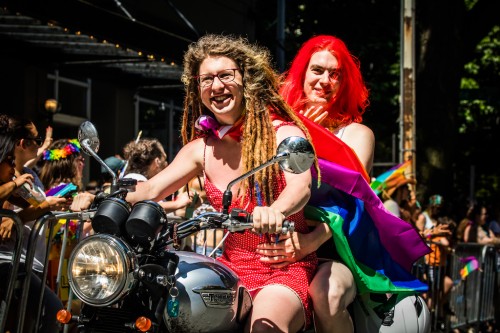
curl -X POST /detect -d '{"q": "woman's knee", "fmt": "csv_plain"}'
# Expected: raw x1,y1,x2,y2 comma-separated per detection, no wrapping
309,262,356,310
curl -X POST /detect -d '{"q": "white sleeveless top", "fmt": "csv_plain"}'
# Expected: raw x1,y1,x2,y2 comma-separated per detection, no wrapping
334,126,346,139
422,211,435,230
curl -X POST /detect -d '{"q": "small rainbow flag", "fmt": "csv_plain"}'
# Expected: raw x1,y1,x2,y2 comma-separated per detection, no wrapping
459,256,479,279
370,160,412,195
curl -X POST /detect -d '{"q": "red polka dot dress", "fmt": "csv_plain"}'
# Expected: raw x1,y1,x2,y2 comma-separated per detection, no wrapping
205,171,318,326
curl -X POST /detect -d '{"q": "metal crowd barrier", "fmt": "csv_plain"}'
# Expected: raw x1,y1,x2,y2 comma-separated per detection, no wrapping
0,210,57,333
0,209,24,333
53,211,94,333
0,209,93,333
448,243,498,331
190,228,224,257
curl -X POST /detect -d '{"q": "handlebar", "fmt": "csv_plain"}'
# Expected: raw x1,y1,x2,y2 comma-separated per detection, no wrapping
163,210,294,247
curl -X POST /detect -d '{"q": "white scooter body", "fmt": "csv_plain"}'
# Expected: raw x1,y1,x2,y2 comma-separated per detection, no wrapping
352,293,431,333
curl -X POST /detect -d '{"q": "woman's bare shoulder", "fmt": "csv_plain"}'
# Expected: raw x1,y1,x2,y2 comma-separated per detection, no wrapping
345,122,374,137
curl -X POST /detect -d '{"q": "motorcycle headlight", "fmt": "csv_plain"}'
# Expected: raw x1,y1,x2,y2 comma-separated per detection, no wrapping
68,234,137,306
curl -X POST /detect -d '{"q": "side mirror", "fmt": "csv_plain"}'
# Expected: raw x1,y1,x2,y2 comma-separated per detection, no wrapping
78,121,118,192
222,136,314,214
78,121,100,154
276,136,315,174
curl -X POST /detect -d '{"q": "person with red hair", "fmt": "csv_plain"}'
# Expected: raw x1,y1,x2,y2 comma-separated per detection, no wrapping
280,34,374,173
259,35,376,333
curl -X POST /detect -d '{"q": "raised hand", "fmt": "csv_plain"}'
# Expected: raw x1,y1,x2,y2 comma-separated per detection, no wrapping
299,105,329,125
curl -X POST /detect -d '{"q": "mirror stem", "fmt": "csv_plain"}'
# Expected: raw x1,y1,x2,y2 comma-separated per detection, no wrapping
222,152,289,214
81,139,119,193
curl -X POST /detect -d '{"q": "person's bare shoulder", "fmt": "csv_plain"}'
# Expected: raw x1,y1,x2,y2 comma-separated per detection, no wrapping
342,123,375,172
344,123,375,142
176,137,206,166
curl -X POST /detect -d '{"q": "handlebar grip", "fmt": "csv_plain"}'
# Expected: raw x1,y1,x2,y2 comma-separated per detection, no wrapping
229,209,294,234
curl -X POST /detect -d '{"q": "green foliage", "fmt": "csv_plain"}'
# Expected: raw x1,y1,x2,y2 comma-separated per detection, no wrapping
458,24,500,202
459,26,500,133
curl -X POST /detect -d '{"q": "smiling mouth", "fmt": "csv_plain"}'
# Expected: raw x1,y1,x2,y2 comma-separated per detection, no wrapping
212,95,231,103
315,88,332,97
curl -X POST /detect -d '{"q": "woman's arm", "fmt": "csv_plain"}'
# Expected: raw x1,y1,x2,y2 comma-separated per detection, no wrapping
463,224,471,242
270,123,312,217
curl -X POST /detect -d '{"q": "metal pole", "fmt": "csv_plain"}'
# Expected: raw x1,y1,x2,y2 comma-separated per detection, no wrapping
400,0,417,183
276,0,285,72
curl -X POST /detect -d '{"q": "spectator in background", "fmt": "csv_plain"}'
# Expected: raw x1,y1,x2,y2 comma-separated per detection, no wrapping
39,138,85,192
0,113,34,215
455,202,474,243
38,138,91,271
5,116,67,264
423,216,455,322
24,125,53,170
485,204,500,237
463,203,500,246
381,175,419,225
99,155,125,193
416,194,451,240
0,115,64,332
122,138,192,214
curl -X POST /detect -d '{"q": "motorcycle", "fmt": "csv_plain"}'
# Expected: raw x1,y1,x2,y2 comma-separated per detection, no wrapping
56,121,430,333
56,121,312,333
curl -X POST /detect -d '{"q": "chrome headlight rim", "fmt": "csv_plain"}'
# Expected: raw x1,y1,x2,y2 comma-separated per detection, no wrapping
68,233,137,306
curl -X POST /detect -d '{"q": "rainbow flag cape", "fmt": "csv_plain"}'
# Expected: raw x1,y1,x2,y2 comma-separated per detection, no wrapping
300,115,430,294
370,160,412,195
459,256,479,279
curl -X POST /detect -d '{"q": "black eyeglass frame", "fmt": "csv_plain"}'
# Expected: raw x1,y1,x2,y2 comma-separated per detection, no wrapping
24,136,44,147
194,68,240,87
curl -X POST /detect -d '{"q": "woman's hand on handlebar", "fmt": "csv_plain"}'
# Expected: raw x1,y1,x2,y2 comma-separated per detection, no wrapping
256,231,314,269
70,192,96,212
252,206,286,234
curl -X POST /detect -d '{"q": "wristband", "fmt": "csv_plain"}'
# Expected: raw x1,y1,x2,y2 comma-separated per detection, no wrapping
11,180,18,189
426,233,432,239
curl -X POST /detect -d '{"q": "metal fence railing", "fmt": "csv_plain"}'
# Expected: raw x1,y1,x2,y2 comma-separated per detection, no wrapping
448,243,498,331
0,209,92,333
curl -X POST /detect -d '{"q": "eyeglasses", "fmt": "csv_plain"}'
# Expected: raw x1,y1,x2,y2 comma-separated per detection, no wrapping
24,136,44,147
194,68,239,87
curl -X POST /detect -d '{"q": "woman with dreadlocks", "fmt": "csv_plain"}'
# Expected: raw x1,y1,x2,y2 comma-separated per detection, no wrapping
125,34,318,332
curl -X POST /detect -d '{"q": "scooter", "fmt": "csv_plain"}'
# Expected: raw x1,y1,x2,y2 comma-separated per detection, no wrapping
56,121,430,333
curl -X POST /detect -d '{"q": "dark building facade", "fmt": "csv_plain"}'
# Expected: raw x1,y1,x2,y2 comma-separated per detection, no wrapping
0,0,256,184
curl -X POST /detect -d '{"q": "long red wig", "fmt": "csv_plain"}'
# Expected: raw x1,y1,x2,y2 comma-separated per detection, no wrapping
280,35,369,126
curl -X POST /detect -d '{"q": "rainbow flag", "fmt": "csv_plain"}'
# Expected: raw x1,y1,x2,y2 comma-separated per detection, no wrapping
459,256,479,279
300,115,430,294
370,160,412,195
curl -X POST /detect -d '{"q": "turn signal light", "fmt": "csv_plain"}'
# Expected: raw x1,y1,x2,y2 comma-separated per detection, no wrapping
135,316,152,332
56,309,72,324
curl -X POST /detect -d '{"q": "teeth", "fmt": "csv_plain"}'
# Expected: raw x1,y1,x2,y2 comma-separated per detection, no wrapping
213,96,227,102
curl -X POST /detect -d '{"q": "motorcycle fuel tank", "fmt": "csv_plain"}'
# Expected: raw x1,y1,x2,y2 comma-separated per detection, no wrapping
164,251,252,333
